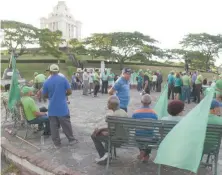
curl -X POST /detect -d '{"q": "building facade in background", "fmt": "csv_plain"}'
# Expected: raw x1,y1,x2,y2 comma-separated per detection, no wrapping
40,1,82,41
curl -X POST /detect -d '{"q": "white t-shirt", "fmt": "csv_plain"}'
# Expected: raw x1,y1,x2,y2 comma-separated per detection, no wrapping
48,73,65,79
83,72,89,81
89,73,94,83
152,75,157,82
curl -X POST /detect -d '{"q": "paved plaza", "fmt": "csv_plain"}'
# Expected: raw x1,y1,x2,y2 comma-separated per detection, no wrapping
1,90,222,175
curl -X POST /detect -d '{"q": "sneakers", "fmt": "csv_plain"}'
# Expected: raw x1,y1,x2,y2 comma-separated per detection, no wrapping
95,152,109,163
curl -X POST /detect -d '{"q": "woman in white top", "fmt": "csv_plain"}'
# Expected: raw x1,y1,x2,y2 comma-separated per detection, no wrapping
152,73,158,91
161,100,184,121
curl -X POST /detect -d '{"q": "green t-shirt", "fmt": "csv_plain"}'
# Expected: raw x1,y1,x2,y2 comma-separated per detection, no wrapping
21,96,39,121
216,79,222,89
94,72,100,82
182,75,191,86
34,74,46,83
108,73,115,81
195,75,203,84
208,114,222,125
174,78,182,87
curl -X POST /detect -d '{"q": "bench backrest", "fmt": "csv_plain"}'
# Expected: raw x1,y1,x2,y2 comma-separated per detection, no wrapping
106,116,222,153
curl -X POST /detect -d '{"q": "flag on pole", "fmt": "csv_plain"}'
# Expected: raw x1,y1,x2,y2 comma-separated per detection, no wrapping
154,84,168,119
8,55,21,110
154,87,215,173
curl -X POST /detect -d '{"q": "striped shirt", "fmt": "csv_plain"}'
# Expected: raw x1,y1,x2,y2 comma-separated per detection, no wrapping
132,107,158,136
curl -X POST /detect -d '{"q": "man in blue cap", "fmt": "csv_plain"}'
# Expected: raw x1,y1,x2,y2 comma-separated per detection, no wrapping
108,68,131,112
208,100,222,125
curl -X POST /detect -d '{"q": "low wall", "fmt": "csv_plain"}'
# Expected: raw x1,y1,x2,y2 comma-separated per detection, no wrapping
1,137,79,175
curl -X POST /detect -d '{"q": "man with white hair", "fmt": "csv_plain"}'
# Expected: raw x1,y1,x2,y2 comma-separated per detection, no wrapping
91,95,128,164
132,94,157,162
42,64,77,148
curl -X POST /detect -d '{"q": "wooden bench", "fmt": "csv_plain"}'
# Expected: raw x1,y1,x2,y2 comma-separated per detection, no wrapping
106,116,222,175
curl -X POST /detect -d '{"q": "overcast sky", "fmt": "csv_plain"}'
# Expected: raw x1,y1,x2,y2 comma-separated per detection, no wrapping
1,0,222,65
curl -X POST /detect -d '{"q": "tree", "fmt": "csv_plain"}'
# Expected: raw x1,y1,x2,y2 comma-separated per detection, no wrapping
1,20,38,67
38,29,64,64
84,32,158,69
180,33,222,70
68,38,87,68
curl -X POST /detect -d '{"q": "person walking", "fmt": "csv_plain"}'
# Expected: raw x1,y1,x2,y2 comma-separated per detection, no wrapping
42,64,77,148
101,70,109,94
93,69,100,97
182,72,191,103
82,69,89,95
108,68,131,112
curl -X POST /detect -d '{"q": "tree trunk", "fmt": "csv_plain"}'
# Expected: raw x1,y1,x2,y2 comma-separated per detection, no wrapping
120,59,124,70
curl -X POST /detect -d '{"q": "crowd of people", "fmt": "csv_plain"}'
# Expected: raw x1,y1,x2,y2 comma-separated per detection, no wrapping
2,64,222,166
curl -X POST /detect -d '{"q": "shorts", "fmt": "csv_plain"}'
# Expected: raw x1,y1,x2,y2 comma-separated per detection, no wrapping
174,86,181,94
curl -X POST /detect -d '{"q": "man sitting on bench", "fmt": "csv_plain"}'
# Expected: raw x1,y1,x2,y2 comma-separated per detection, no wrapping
21,86,50,135
132,94,157,162
208,100,222,125
91,95,128,164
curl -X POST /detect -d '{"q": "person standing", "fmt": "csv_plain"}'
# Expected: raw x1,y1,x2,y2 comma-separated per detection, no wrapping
108,70,115,88
71,72,77,90
156,70,163,92
174,73,183,100
34,72,46,102
191,71,197,102
136,71,143,92
194,74,203,103
182,72,191,103
82,69,89,95
168,71,175,100
93,69,100,97
152,72,157,92
108,68,131,112
101,70,109,94
89,69,94,94
42,64,77,147
143,72,151,94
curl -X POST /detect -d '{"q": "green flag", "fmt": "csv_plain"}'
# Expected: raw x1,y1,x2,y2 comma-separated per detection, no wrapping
154,88,215,173
154,84,168,119
8,55,21,110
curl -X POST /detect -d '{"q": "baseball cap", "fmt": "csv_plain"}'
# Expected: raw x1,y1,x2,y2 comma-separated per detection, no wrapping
21,86,34,94
49,64,59,72
210,100,220,109
122,68,132,74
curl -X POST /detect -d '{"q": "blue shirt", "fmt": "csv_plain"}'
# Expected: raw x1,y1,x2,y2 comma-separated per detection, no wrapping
192,73,197,83
132,107,158,136
168,74,175,85
42,74,70,116
113,77,130,108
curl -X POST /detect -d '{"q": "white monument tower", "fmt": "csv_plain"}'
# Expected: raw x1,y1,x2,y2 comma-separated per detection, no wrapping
40,1,82,42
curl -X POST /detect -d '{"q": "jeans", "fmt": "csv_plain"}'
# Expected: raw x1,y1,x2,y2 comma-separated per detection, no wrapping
152,81,156,91
91,134,108,158
94,83,100,96
102,81,108,94
182,86,191,103
195,84,202,103
168,84,174,100
28,114,50,133
137,82,142,91
49,116,75,146
83,80,89,95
